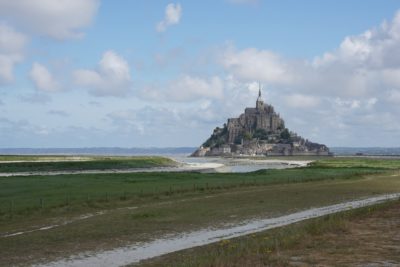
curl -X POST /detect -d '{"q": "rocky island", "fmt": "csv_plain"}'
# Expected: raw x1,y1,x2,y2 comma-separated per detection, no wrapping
192,87,331,157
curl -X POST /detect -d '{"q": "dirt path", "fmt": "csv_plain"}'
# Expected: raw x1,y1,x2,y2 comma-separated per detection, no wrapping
34,193,400,267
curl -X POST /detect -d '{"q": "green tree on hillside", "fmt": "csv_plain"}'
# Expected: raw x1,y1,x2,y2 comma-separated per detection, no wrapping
243,132,253,140
253,129,268,140
280,128,291,140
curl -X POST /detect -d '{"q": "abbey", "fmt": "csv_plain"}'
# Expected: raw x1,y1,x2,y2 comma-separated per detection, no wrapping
226,89,284,144
192,87,331,157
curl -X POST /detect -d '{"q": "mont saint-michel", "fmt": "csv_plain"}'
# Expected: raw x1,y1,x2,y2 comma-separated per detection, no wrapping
192,87,330,157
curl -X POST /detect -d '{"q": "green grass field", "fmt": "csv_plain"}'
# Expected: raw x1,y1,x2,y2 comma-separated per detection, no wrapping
310,157,400,169
0,166,386,219
0,155,81,161
0,155,176,172
0,156,400,266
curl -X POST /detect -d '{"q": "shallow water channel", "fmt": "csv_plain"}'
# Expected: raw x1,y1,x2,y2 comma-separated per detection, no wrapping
171,156,311,173
0,156,310,177
35,193,400,267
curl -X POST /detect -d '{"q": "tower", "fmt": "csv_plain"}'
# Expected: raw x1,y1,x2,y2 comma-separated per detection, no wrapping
256,82,264,110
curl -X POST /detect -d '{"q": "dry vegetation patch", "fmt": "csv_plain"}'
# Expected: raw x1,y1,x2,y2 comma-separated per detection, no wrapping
286,202,400,266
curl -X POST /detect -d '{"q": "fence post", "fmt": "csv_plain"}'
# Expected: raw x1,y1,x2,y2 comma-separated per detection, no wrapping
40,198,44,209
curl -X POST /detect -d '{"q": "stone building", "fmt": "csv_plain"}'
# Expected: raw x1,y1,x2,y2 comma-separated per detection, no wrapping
192,86,331,157
227,87,284,144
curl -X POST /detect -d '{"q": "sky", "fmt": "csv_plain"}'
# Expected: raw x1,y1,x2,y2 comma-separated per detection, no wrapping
1,0,400,148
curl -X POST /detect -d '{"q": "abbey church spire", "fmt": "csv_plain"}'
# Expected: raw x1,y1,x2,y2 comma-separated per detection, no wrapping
256,82,264,109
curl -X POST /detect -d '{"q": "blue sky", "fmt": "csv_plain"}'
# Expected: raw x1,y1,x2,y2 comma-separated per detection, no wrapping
1,0,400,148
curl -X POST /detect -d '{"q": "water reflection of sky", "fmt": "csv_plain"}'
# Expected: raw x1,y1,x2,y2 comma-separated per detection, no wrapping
170,156,307,173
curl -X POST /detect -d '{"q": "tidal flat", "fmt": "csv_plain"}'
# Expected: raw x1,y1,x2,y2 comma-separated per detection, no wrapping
0,156,399,266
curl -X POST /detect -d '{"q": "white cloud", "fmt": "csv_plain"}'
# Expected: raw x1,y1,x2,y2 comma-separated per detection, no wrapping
156,3,182,32
20,93,51,104
284,94,320,109
47,110,69,117
381,68,400,89
387,89,400,104
311,12,400,78
308,11,400,99
136,76,270,134
314,12,400,70
0,23,27,53
140,75,224,102
221,46,295,85
0,0,99,39
29,62,60,92
0,24,27,84
333,98,361,109
0,55,21,84
214,10,400,146
221,10,400,99
366,97,378,109
0,117,51,141
107,107,185,137
73,50,132,97
167,75,224,101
